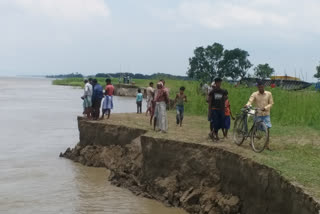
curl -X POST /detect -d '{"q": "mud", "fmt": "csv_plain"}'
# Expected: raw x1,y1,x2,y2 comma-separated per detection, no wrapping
61,117,320,214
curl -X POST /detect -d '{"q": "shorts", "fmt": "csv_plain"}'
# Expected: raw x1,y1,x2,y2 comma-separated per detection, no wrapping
210,109,225,131
255,115,272,128
224,116,231,130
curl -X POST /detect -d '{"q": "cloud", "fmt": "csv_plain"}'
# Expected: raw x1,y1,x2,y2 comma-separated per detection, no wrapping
152,0,320,34
12,0,110,21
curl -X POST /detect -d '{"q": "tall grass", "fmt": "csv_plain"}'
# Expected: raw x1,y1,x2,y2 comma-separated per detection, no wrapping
52,78,320,130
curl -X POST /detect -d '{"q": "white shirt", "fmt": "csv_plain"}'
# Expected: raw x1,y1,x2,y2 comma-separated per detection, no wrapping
146,86,154,99
84,83,93,97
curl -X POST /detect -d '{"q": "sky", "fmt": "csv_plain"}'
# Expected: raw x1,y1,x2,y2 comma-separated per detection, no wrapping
0,0,319,82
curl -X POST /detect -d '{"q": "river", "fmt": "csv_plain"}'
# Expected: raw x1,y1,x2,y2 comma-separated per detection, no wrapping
0,77,186,214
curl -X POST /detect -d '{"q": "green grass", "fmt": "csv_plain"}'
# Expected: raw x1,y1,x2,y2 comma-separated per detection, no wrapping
52,77,320,130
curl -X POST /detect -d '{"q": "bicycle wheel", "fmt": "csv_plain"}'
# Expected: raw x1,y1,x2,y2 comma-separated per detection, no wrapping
233,116,245,146
250,121,269,153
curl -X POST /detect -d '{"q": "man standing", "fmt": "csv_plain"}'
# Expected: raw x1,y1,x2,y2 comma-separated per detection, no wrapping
208,78,226,141
246,81,274,150
146,82,154,115
81,79,93,119
154,82,169,133
91,79,103,120
101,78,114,119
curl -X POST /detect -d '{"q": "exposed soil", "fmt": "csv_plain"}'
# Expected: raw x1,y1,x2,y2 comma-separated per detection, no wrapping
60,116,320,214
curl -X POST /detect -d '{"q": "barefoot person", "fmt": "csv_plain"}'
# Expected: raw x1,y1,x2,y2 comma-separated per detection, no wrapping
101,78,114,119
175,86,187,127
208,78,227,141
245,81,274,150
154,82,169,133
146,82,154,115
81,79,93,119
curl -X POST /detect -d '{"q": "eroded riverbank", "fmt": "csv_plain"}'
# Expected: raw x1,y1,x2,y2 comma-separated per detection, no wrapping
61,115,320,214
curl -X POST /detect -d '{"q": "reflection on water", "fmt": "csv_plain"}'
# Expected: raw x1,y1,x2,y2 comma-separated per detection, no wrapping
0,77,185,214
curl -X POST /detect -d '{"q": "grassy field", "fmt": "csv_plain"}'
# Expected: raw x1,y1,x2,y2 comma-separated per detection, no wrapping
54,77,320,199
52,77,320,130
100,112,320,200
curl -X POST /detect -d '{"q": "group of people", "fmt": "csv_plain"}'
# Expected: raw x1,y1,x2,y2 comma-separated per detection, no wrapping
81,77,274,149
141,80,187,133
81,78,114,120
207,78,274,149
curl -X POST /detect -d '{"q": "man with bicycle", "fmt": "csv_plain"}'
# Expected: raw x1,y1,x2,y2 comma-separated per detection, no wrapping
245,81,274,150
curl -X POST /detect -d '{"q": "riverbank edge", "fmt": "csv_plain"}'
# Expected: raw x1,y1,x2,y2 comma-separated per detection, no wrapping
60,116,320,214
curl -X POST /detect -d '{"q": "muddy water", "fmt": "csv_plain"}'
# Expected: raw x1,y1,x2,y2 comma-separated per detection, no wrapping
0,77,186,214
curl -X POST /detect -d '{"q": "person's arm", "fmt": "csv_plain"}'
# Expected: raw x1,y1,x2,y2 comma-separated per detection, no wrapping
184,95,187,103
246,92,255,107
84,84,88,97
174,94,178,104
165,91,169,104
230,104,235,120
264,93,274,111
208,92,213,109
208,93,212,118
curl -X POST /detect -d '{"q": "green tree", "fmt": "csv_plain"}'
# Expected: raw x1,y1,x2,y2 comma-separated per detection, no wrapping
220,48,252,80
187,43,224,82
254,63,275,79
314,63,320,80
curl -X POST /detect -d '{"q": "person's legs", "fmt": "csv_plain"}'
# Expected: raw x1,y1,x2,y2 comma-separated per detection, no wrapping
153,117,157,130
224,116,230,138
92,100,98,120
179,106,184,127
213,110,224,141
107,109,111,119
264,116,272,150
176,107,180,125
139,101,142,113
96,99,102,119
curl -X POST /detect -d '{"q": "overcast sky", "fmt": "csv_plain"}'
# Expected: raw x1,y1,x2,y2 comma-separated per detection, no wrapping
0,0,319,82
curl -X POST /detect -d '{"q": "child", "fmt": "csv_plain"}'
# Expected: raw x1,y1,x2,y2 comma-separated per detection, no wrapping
175,86,187,127
136,89,143,114
222,90,234,138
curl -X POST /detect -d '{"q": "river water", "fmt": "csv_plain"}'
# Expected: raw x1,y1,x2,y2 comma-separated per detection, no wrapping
0,77,185,214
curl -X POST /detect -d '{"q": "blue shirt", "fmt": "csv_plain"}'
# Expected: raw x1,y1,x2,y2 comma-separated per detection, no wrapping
92,84,103,102
136,93,143,102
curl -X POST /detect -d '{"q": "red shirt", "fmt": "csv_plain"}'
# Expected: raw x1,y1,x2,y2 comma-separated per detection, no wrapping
155,88,169,103
105,84,114,96
225,100,231,116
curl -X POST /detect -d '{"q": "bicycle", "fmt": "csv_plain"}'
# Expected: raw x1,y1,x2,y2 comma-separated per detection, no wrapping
233,106,269,153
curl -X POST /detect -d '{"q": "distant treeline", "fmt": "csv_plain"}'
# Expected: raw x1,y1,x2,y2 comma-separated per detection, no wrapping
46,73,83,78
96,72,190,80
47,72,190,80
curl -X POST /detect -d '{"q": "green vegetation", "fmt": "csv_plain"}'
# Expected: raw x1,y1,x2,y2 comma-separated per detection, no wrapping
53,76,320,198
254,63,275,79
187,42,252,82
315,62,320,80
53,77,320,130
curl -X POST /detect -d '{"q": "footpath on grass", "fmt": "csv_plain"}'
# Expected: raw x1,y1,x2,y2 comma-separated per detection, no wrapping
61,112,320,214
